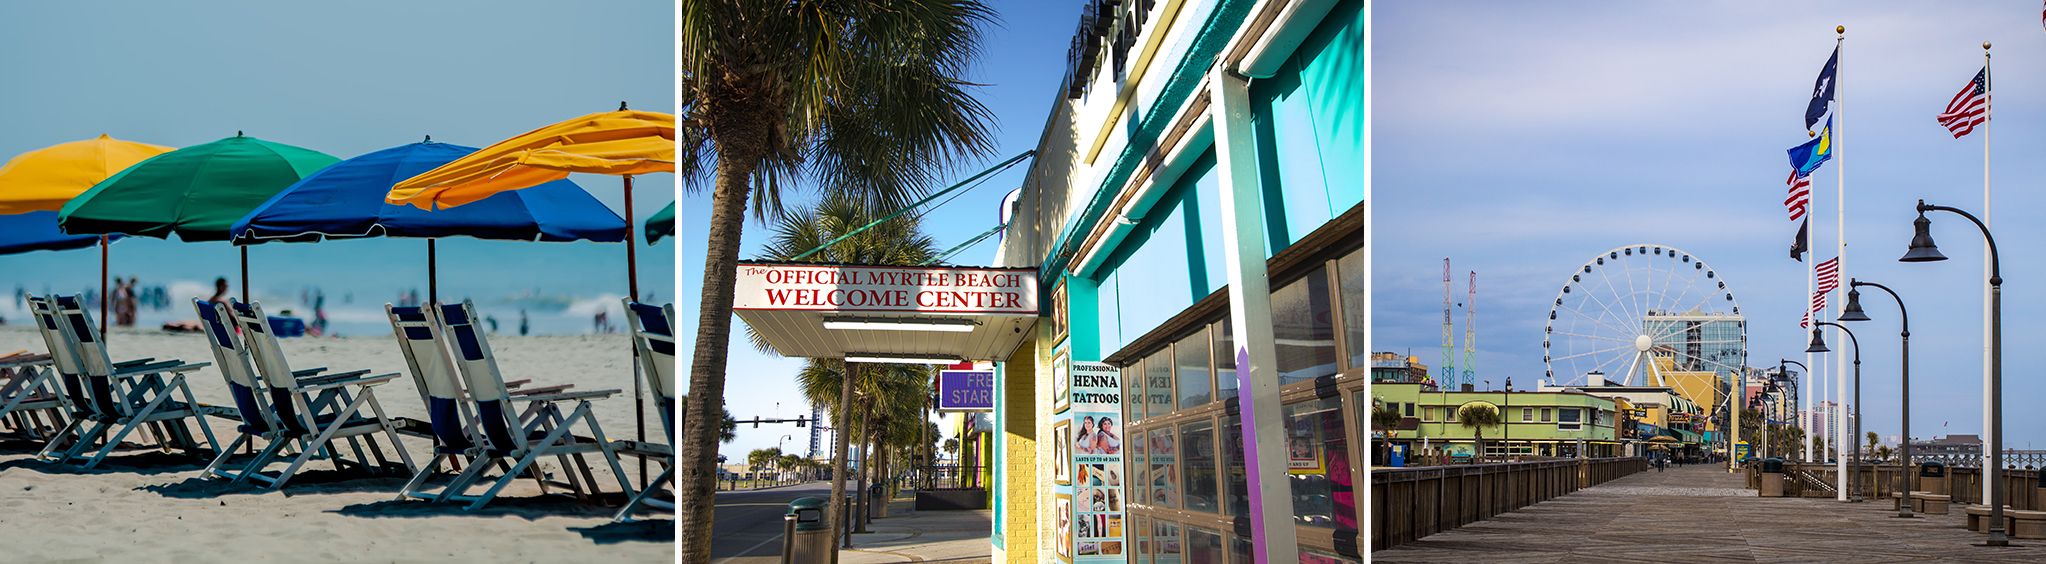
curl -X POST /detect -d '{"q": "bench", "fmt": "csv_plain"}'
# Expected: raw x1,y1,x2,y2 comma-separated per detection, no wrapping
1964,505,2012,533
2011,509,2046,539
1911,492,1950,515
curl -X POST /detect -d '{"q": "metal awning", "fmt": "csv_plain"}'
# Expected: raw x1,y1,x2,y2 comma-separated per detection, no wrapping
733,262,1040,362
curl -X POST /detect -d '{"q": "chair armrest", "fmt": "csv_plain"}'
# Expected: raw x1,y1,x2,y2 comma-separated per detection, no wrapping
512,389,620,403
298,368,373,383
0,354,54,369
504,379,532,389
111,360,208,378
508,384,575,396
113,357,157,368
299,372,400,392
292,367,329,377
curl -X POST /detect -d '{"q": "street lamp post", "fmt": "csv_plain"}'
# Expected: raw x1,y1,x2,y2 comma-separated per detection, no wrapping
1779,359,1809,462
1901,199,2007,546
1808,321,1863,502
1841,278,1915,518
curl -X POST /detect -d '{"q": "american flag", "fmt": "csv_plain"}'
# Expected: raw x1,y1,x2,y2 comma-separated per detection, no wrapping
1802,290,1827,328
1785,171,1811,221
1937,67,1990,138
1815,257,1841,294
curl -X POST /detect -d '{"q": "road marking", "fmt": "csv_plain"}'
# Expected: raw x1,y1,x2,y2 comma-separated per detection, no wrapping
713,533,789,564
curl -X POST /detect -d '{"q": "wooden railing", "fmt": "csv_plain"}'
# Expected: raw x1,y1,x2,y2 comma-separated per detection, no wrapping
1776,462,2046,508
1370,457,1647,551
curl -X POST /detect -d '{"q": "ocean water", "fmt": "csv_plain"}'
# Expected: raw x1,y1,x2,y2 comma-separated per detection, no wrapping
0,234,677,337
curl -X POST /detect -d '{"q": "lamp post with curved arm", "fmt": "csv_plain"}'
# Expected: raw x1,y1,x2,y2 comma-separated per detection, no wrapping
1779,358,1808,461
1901,199,2006,545
1808,321,1862,502
1841,278,1915,518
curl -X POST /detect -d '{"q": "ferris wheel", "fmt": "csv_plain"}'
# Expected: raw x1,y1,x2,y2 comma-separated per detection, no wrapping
1542,244,1748,396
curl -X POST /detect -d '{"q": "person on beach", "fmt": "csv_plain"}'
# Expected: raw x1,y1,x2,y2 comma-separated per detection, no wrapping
112,278,134,327
519,309,530,336
208,277,229,307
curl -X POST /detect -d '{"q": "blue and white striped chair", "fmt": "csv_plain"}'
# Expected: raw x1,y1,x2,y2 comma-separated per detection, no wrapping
227,299,416,489
615,299,676,521
424,300,633,510
33,294,219,467
191,299,284,481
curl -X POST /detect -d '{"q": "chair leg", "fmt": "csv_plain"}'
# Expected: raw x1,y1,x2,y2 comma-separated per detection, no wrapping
578,403,636,497
177,378,220,457
366,394,417,474
437,451,498,504
267,391,375,490
201,433,253,480
614,464,676,522
464,407,585,511
397,452,451,501
84,375,186,468
232,434,293,485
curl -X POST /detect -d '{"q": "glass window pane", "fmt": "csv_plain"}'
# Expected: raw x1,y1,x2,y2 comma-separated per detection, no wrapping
1339,249,1364,369
1186,527,1223,564
1129,423,1147,507
1214,320,1237,401
1176,328,1212,409
1125,364,1145,423
1286,397,1356,530
1148,428,1178,508
1302,547,1364,563
1274,265,1339,385
1153,521,1182,564
1133,516,1152,564
1181,421,1219,513
1231,537,1252,563
1223,415,1247,516
1146,349,1173,418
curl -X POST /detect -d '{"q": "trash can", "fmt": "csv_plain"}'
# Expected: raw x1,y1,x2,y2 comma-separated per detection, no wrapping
1759,457,1786,497
786,497,831,562
1919,461,1948,495
869,484,889,518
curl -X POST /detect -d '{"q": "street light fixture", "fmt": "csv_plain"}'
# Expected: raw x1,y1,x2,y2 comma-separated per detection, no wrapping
1843,278,1915,518
1901,199,2007,546
1779,359,1808,461
1808,322,1863,502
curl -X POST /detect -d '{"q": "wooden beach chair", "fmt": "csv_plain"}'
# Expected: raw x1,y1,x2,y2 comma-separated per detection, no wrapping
614,299,676,521
35,295,220,468
0,348,68,440
420,300,632,510
190,299,284,481
389,304,591,503
225,299,415,489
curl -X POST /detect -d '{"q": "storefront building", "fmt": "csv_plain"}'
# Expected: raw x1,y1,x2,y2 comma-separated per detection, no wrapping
986,0,1364,562
1372,383,1623,461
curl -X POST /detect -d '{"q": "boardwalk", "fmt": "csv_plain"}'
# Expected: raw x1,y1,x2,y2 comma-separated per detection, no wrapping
1376,463,2046,563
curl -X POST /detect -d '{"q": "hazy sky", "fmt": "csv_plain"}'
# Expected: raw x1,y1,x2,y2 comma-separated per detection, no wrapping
1374,1,2046,447
681,1,1074,459
0,0,677,334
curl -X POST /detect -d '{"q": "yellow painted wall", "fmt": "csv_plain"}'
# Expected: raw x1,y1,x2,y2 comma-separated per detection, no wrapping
999,332,1041,562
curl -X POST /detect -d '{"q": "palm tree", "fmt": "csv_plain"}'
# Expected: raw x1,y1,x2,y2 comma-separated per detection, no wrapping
1372,399,1403,463
679,395,739,443
1866,431,1880,459
779,453,807,481
1458,403,1502,463
678,3,997,555
942,437,960,461
747,447,782,482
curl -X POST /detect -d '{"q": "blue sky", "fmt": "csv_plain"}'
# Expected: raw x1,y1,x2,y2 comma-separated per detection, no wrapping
681,2,1076,459
1374,2,2046,448
0,0,675,335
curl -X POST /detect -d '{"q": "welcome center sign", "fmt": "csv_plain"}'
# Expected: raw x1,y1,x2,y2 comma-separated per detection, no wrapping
734,263,1038,314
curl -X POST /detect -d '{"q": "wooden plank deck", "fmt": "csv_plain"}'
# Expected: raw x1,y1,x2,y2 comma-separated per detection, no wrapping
1375,463,2046,563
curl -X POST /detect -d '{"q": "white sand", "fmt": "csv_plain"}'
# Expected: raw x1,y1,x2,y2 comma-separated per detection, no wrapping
0,324,674,563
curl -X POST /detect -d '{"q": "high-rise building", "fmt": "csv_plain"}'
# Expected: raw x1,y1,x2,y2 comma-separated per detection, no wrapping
1642,310,1746,379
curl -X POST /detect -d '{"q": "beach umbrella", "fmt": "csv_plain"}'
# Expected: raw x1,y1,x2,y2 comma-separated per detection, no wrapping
0,134,173,328
232,138,628,304
387,105,674,484
646,202,674,244
59,133,339,304
0,211,119,254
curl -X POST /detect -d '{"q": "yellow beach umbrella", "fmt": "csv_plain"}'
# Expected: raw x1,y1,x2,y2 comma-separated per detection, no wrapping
387,104,674,487
386,108,674,210
0,134,174,329
0,134,173,214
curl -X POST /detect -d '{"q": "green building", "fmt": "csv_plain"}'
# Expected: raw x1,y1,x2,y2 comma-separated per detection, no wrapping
1374,383,1622,459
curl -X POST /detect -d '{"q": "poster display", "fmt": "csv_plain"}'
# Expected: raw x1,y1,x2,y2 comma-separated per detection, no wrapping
1069,361,1126,561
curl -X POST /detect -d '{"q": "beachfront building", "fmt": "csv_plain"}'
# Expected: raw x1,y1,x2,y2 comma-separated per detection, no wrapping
983,0,1363,561
1536,382,1705,458
1370,352,1433,385
1374,383,1622,460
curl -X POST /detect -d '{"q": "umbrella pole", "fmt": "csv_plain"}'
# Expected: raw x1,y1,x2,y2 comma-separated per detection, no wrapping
99,236,108,334
240,246,249,303
624,174,646,490
428,239,438,305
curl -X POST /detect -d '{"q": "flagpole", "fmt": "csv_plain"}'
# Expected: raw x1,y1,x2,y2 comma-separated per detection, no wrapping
1981,41,1994,506
1832,26,1848,501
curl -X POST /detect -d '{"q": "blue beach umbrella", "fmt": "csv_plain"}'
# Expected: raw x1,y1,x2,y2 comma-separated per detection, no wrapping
232,139,627,303
0,211,116,255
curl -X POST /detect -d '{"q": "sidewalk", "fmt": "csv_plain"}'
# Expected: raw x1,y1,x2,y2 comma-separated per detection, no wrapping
840,496,993,563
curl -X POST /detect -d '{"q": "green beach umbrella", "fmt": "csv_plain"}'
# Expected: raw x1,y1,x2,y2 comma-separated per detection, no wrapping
59,132,339,302
646,201,674,244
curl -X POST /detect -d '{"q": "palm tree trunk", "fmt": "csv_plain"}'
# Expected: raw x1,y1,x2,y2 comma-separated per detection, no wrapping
678,141,757,562
828,362,858,561
857,409,877,531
